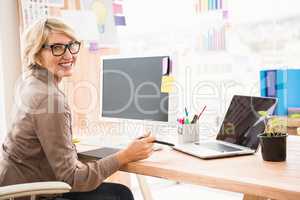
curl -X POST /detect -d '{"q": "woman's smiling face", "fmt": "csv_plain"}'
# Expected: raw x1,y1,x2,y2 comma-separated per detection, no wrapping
38,31,80,81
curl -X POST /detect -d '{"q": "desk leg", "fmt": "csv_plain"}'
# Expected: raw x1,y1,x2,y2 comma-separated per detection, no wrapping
106,171,131,188
243,194,274,200
136,175,153,200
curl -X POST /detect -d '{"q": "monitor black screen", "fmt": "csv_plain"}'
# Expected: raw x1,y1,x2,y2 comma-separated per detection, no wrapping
101,56,169,122
216,95,277,150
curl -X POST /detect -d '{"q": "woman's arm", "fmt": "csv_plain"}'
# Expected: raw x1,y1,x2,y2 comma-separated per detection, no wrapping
33,95,120,192
33,93,155,192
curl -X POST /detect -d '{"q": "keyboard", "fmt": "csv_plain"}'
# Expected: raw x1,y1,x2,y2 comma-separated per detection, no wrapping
197,142,242,152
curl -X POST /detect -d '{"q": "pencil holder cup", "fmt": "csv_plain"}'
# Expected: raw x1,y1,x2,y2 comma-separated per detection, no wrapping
178,124,199,144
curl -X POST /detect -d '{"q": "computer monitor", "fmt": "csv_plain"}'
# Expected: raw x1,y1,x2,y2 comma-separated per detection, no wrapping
100,56,169,123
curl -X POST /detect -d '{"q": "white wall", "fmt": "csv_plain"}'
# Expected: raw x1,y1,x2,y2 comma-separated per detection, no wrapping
0,0,22,133
0,37,6,140
117,0,300,136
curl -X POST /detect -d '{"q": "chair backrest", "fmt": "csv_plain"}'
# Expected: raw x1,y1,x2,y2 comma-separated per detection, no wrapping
0,181,71,200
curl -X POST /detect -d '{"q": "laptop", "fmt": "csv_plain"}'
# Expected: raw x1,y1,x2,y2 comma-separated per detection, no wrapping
173,95,277,159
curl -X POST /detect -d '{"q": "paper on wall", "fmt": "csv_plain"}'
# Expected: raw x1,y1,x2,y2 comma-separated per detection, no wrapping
61,10,100,42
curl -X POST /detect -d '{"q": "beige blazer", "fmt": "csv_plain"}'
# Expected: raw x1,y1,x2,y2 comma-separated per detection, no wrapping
0,67,120,192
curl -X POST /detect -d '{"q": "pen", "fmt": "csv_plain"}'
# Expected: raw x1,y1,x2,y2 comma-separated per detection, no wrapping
153,140,175,147
197,105,207,120
191,114,198,124
177,118,184,125
185,118,190,124
137,136,175,147
184,107,189,117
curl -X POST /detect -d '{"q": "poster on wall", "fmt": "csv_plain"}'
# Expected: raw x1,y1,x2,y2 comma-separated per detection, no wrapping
80,0,119,47
21,0,49,29
61,10,100,42
48,0,64,7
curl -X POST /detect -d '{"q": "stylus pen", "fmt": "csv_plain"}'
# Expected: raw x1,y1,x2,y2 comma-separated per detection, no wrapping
137,136,174,147
153,140,175,147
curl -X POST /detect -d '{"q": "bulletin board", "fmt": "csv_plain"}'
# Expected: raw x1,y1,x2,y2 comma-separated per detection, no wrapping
17,0,81,33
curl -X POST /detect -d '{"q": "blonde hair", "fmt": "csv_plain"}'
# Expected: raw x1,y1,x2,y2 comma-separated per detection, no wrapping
21,18,79,70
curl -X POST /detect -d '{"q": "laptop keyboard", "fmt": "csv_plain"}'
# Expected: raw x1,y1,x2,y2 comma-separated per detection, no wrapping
197,142,242,152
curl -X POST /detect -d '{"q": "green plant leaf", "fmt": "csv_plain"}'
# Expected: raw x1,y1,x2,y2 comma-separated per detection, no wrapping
265,117,287,136
258,111,268,117
289,113,300,119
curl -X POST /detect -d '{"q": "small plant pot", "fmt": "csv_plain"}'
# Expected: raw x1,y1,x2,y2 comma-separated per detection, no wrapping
257,133,288,162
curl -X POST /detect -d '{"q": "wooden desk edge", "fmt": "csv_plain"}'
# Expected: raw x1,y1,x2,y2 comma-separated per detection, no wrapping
121,163,300,200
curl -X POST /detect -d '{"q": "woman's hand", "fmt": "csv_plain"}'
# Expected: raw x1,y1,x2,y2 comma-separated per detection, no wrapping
116,133,155,166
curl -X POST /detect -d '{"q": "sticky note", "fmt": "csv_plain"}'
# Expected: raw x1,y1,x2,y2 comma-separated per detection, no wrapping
161,76,174,93
162,57,169,75
223,10,228,19
114,16,126,26
113,3,123,14
72,138,80,144
88,41,99,51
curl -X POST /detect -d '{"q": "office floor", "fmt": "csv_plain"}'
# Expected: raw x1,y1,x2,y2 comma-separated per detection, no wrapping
130,175,243,200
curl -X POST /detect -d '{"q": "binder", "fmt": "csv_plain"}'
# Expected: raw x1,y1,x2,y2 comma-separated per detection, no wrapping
275,70,288,115
266,70,276,97
287,69,300,107
260,70,267,97
260,69,300,116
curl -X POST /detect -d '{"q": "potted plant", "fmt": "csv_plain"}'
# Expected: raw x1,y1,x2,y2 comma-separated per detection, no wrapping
257,111,288,162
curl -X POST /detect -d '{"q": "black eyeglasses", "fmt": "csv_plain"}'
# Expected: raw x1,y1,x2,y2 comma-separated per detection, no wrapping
42,41,81,56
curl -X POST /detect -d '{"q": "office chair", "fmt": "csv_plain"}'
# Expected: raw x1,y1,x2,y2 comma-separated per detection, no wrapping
0,181,71,200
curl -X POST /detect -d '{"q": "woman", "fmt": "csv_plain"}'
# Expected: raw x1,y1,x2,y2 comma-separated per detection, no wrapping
0,18,155,200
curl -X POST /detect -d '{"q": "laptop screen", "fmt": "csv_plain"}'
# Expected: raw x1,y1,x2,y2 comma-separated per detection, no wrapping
216,95,277,150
